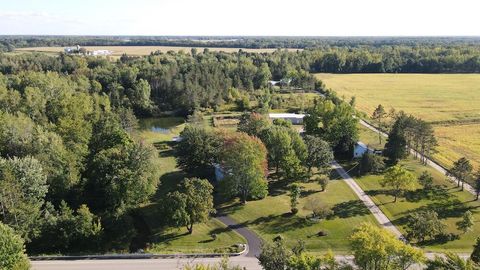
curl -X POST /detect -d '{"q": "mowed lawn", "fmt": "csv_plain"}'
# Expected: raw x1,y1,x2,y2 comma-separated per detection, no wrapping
220,179,379,254
16,46,299,56
135,117,246,254
355,158,480,252
357,125,480,252
316,73,480,170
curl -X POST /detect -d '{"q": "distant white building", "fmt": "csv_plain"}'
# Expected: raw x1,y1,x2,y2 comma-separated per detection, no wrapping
64,45,81,54
89,50,112,56
268,78,292,87
268,113,305,125
268,80,280,86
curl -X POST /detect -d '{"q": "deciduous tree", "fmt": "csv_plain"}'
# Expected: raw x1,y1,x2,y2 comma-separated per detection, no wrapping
289,184,301,214
380,165,416,202
418,171,434,190
457,211,475,234
220,133,268,203
406,210,446,242
350,223,425,270
166,178,215,234
426,253,477,270
303,135,333,174
176,125,222,178
0,222,29,270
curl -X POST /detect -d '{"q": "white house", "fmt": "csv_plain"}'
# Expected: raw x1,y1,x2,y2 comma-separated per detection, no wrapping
268,113,305,125
353,142,376,158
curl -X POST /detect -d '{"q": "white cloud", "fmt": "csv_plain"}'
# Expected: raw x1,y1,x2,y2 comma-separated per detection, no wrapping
0,11,83,25
1,0,480,36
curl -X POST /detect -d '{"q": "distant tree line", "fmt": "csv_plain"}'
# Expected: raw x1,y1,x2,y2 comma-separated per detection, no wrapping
4,36,480,73
4,35,480,50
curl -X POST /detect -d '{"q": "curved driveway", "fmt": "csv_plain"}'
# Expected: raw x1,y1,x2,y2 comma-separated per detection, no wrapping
216,215,262,257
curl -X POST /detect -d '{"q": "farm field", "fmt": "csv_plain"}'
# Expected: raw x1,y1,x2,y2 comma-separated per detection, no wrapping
316,73,480,170
316,73,480,123
434,124,480,171
16,46,299,56
356,124,480,252
219,179,379,254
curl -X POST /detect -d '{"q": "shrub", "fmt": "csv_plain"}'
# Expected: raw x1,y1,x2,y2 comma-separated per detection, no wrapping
0,222,30,270
359,153,385,175
316,175,330,191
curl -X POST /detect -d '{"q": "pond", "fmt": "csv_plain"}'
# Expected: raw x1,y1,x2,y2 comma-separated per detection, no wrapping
138,117,184,133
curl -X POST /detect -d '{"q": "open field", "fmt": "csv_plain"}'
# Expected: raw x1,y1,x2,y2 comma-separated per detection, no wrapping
316,73,480,170
219,178,379,254
16,46,299,56
316,73,480,123
356,124,480,252
434,124,480,171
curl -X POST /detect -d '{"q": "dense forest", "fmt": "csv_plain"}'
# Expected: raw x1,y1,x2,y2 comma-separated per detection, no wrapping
3,35,480,49
4,37,480,75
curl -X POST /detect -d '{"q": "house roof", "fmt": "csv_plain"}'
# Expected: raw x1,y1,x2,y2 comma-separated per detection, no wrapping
356,142,368,149
268,113,305,119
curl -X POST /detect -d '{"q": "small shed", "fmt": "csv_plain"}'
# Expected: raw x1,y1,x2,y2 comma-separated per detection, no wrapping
268,113,305,125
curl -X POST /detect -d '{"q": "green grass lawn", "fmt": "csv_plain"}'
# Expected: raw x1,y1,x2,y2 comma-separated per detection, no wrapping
146,218,245,254
354,157,480,252
134,117,245,254
219,178,379,254
358,124,385,150
356,122,480,252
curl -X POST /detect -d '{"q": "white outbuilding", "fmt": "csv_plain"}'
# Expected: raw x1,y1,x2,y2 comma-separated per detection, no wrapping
268,113,305,125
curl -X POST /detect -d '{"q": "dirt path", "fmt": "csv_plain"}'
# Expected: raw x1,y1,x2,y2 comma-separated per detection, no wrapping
332,161,404,239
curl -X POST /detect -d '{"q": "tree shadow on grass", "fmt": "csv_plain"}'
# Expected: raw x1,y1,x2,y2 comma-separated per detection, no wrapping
198,238,215,243
415,233,460,247
405,186,452,203
300,189,319,198
419,200,479,219
153,231,190,244
365,189,391,197
154,171,187,198
331,200,371,218
259,215,315,234
268,179,289,196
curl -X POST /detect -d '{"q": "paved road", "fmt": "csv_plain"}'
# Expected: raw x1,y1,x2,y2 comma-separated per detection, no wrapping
216,215,262,257
332,161,404,238
31,257,262,270
359,119,477,196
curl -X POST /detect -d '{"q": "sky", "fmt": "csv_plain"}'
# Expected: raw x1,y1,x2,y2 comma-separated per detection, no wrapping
1,0,480,36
